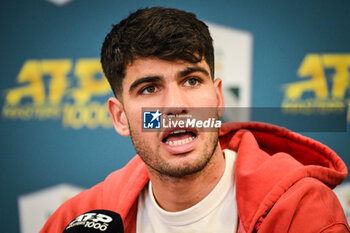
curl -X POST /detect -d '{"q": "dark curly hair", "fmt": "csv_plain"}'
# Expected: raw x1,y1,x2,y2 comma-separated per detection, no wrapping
100,7,214,98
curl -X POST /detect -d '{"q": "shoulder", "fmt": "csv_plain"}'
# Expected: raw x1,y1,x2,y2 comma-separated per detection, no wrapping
283,177,344,214
40,156,149,233
40,181,105,233
261,177,350,233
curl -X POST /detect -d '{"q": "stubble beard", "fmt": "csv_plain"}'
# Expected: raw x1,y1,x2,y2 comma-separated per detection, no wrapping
129,128,219,178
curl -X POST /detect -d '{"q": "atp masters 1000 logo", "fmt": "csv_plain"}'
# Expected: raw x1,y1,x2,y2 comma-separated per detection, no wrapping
282,54,350,123
2,59,113,129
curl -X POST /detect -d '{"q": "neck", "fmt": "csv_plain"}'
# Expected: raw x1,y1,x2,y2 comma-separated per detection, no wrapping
147,144,225,212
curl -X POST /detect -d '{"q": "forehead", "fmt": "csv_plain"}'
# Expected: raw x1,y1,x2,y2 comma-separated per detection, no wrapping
123,57,210,84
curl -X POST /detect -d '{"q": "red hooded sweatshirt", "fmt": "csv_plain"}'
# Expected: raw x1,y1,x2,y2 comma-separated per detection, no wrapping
41,122,350,233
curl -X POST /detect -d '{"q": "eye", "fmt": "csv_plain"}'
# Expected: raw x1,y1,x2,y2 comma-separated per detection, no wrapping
139,85,158,95
184,77,201,87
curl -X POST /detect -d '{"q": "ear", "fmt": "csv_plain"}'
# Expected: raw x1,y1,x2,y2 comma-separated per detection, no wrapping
213,78,225,118
108,97,130,137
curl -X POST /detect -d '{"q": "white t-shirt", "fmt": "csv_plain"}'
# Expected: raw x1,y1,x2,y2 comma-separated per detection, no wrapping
136,149,238,233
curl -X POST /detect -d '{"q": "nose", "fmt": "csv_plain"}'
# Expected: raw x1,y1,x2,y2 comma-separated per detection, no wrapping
162,85,189,116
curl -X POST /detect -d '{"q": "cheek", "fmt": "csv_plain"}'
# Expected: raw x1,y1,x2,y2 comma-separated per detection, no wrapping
124,107,142,131
194,88,218,107
129,115,142,132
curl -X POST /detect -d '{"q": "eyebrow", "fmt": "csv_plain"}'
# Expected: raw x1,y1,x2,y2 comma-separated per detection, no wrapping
128,66,210,94
178,66,210,78
129,76,162,94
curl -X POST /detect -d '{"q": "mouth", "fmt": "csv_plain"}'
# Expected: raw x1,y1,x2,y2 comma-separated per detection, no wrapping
161,128,198,154
162,129,197,145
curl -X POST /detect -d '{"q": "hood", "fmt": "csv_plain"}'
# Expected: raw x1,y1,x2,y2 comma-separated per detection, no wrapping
102,121,347,232
219,121,348,233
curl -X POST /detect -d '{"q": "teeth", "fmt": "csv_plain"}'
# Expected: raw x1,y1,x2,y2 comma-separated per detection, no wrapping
172,129,186,134
165,136,195,146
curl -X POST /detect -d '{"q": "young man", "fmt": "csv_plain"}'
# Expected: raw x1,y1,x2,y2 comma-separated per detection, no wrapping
41,7,349,233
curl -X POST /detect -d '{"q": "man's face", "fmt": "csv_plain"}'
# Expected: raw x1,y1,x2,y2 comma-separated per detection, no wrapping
108,57,224,178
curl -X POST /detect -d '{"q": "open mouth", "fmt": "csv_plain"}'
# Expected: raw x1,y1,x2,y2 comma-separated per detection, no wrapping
162,129,198,146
